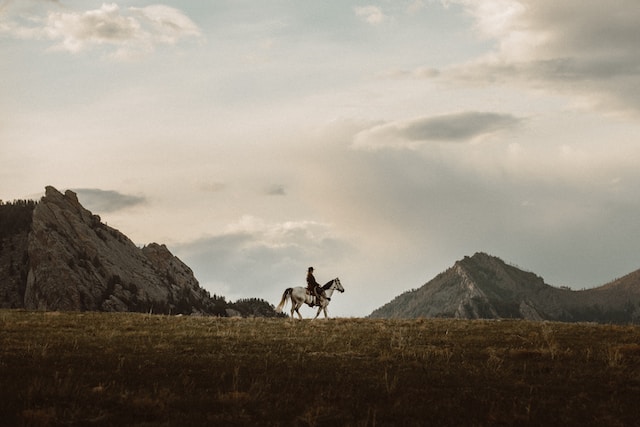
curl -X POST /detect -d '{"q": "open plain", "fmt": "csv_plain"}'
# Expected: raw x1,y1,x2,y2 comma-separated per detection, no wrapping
1,310,639,426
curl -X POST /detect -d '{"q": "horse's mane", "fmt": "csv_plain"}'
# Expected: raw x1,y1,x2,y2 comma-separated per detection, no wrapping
322,279,335,290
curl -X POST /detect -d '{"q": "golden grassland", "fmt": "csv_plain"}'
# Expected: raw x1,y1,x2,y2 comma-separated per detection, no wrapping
1,310,640,426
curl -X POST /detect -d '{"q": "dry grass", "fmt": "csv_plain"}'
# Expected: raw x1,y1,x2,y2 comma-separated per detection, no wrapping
1,310,640,426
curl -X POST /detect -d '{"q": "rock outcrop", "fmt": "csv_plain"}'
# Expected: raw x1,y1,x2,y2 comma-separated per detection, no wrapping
369,252,640,323
2,186,215,314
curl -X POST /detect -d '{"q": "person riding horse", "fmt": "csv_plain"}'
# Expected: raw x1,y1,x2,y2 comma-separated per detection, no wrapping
306,267,326,306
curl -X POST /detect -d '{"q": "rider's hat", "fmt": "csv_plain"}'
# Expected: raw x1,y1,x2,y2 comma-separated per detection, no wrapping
308,266,314,272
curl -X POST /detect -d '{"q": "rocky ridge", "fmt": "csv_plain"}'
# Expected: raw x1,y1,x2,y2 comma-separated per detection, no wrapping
1,186,215,314
369,252,640,323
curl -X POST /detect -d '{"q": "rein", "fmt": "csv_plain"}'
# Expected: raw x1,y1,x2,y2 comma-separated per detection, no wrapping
320,278,338,301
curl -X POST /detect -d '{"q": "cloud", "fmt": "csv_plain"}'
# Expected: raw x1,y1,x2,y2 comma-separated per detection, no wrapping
353,111,521,149
407,0,426,14
129,5,200,45
224,215,334,249
173,216,352,302
2,2,200,59
75,188,146,213
354,5,387,25
439,0,640,114
265,184,286,196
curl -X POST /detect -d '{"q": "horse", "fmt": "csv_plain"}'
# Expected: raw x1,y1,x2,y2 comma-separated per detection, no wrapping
275,278,344,320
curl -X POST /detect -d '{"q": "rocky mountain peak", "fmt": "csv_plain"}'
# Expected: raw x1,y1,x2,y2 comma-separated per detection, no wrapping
369,252,640,323
0,186,216,314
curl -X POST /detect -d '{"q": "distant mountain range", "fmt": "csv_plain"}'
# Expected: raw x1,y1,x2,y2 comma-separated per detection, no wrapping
4,188,639,322
369,252,640,323
0,186,280,317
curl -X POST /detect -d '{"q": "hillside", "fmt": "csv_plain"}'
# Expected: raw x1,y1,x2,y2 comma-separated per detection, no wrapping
0,186,279,317
369,252,640,323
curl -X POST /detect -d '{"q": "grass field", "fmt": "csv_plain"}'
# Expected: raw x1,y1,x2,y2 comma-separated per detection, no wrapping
1,310,640,426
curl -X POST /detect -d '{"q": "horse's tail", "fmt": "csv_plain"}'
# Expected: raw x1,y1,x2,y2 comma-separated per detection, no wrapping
275,288,293,313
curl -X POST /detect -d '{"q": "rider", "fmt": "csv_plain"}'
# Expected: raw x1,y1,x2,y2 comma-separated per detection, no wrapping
306,267,325,306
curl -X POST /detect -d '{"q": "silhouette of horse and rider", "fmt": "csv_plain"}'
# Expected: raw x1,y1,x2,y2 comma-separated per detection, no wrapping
276,267,344,319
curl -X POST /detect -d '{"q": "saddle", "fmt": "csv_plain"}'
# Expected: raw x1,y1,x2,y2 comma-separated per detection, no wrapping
306,287,322,307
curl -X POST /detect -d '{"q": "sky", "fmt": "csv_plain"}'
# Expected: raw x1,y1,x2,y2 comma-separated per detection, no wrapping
2,0,640,317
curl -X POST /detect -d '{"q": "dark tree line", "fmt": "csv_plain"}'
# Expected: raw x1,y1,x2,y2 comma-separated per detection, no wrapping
0,199,37,240
229,298,286,318
201,295,285,318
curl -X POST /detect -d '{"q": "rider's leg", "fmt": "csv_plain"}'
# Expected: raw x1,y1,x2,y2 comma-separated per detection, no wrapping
307,289,314,307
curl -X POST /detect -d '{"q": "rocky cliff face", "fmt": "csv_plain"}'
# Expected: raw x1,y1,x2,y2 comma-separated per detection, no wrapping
2,186,215,314
369,252,640,323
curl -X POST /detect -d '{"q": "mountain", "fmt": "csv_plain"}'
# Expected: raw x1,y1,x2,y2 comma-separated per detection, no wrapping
369,252,640,323
0,186,280,317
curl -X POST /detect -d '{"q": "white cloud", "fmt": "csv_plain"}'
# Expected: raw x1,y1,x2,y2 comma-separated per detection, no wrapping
224,215,335,249
44,3,141,53
441,0,640,114
174,216,353,303
354,5,387,25
129,4,200,45
2,2,201,59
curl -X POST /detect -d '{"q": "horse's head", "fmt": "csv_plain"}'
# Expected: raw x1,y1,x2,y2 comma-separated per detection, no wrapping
334,277,344,293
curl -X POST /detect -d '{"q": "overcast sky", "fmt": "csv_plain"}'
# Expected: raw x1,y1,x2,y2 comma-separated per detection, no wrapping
3,0,640,317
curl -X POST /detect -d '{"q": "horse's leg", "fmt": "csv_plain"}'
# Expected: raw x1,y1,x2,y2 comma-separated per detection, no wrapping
313,304,322,320
292,300,303,320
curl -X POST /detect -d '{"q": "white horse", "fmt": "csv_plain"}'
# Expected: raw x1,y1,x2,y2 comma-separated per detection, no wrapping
275,278,344,320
